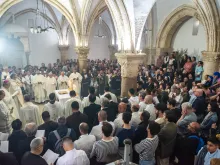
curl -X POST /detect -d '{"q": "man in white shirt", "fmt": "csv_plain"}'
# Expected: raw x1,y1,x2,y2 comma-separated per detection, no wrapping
130,104,141,128
90,110,115,141
114,102,127,130
64,90,83,116
128,88,139,105
74,123,96,156
82,86,101,108
57,71,69,90
56,137,89,165
20,94,41,126
138,91,147,113
144,95,156,120
43,93,64,121
100,86,117,103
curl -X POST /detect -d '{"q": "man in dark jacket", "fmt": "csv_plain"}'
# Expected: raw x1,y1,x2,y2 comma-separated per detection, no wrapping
48,117,76,152
104,94,118,122
8,119,27,162
38,111,58,139
156,110,177,165
174,122,201,165
0,151,19,165
83,94,101,131
192,89,206,123
66,101,88,138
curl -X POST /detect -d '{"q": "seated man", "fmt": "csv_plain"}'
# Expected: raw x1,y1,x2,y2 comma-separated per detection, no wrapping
177,102,197,135
21,138,47,165
90,110,115,141
90,122,119,164
38,111,58,139
74,123,96,157
56,137,89,165
48,117,76,154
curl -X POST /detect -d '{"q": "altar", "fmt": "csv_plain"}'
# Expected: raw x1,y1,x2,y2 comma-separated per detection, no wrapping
55,89,70,106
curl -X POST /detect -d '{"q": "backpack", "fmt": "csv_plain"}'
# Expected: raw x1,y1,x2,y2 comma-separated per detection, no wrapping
188,135,205,154
54,128,71,156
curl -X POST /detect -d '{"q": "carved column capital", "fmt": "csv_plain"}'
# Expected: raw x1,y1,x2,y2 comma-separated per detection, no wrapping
202,51,220,62
108,45,118,60
116,53,146,78
75,47,90,72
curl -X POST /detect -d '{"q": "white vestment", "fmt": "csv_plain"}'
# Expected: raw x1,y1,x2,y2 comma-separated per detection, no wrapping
45,77,57,98
1,87,20,121
43,101,64,121
82,95,101,108
64,97,83,117
20,102,41,126
100,92,118,103
69,72,82,97
1,71,10,81
33,74,46,103
9,79,24,117
0,100,11,133
57,75,69,90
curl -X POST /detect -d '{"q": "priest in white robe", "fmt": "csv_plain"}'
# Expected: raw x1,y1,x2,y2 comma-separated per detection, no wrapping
20,94,41,126
1,80,20,121
1,66,10,82
45,72,57,99
9,73,24,117
57,72,69,89
0,90,12,134
68,68,82,97
32,71,46,103
43,93,64,121
64,90,83,117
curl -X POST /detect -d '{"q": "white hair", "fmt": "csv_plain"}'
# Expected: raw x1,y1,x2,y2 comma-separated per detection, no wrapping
181,102,192,111
30,137,43,151
24,123,38,137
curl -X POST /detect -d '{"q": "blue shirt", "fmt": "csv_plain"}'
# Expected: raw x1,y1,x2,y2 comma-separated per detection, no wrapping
195,66,203,81
204,149,220,165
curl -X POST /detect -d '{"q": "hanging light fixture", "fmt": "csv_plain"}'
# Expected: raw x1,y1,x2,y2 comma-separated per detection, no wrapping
94,16,106,38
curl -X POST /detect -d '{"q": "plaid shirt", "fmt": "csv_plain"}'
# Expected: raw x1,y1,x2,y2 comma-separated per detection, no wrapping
0,100,11,134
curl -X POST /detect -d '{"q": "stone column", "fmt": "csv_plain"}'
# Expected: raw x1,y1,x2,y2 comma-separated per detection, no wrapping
108,45,118,60
58,45,69,62
116,53,146,97
144,48,156,65
75,47,90,73
25,52,30,65
202,51,220,78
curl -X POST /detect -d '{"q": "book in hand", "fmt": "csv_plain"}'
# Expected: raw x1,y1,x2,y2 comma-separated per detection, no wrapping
0,141,9,153
43,149,59,165
0,132,9,141
35,130,45,138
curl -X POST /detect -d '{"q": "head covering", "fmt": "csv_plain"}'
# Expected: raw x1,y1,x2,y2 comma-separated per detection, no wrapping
3,80,9,85
213,72,220,78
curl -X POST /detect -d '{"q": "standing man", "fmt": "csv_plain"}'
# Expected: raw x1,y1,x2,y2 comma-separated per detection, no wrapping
45,72,57,99
23,71,34,99
32,70,46,103
1,66,10,81
81,69,91,97
57,71,69,90
0,90,11,134
69,68,82,97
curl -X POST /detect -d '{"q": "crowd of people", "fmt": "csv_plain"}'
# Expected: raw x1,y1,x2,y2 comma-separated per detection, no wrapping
0,52,220,165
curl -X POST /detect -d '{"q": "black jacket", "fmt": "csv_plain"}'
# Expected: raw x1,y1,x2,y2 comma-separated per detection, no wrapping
0,152,19,165
8,130,27,160
106,101,118,122
38,121,58,139
192,96,206,116
66,111,88,138
83,103,101,131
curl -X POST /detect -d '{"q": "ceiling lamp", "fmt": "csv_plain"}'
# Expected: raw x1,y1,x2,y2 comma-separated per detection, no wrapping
94,16,106,38
28,0,54,34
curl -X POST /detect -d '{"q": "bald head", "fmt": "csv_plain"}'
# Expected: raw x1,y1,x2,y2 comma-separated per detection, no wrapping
79,122,89,134
144,95,153,104
98,110,107,122
118,102,127,113
188,122,200,133
195,89,203,97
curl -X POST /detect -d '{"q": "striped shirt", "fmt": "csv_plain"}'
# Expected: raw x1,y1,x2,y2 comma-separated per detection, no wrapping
134,135,159,161
90,137,119,162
